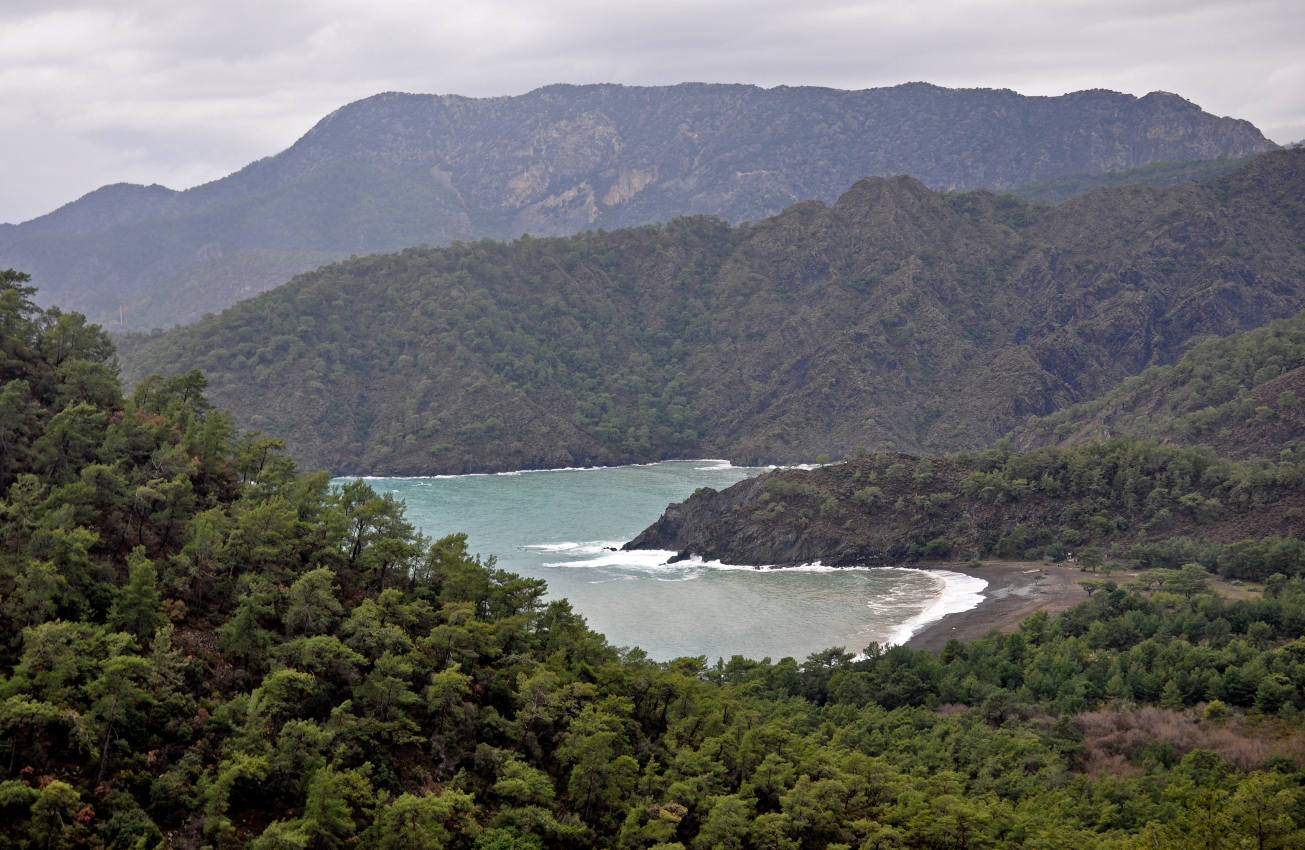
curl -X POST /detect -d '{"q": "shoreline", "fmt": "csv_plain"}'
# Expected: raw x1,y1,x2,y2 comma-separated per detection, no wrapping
332,457,773,481
905,561,1090,652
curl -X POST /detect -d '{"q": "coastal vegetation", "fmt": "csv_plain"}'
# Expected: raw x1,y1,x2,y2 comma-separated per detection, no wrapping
6,271,1305,848
118,149,1305,476
625,437,1305,572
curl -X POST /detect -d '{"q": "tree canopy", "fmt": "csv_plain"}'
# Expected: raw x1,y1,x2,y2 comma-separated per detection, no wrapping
4,275,1305,848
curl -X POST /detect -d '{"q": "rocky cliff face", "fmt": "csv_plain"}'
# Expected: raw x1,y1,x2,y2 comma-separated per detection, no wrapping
3,83,1275,329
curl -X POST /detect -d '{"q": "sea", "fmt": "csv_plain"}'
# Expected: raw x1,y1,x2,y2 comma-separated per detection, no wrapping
343,460,986,662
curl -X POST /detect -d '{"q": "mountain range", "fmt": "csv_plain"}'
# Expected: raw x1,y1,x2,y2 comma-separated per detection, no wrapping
117,149,1305,475
2,82,1275,329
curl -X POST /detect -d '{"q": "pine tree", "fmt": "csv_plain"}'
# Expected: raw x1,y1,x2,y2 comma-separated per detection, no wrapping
108,546,161,639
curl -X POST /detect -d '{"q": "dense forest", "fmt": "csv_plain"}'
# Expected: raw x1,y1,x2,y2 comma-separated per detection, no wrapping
1009,307,1305,461
625,437,1305,573
118,150,1305,476
1005,155,1257,205
623,298,1305,584
8,271,1305,847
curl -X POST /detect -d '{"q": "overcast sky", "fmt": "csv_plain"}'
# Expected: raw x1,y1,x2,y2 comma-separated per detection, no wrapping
2,0,1302,224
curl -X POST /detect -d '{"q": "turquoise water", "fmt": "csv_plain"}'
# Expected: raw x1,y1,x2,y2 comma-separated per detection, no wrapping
349,460,984,662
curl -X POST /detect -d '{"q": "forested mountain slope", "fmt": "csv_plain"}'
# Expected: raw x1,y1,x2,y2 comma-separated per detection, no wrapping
7,274,1305,848
118,150,1305,475
1008,308,1305,460
626,437,1305,573
1006,154,1260,204
1,82,1274,329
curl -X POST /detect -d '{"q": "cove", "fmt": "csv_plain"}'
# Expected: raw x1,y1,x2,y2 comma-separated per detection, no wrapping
344,460,984,661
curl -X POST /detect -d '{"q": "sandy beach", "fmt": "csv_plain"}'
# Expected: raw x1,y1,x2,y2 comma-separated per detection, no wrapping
905,561,1091,652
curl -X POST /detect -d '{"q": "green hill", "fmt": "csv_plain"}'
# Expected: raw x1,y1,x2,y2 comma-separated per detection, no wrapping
1008,308,1305,460
625,436,1305,576
9,273,1305,847
118,150,1305,475
1007,155,1258,204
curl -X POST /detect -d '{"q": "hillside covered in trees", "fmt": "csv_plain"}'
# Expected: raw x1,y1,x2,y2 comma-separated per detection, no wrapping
8,276,1305,848
117,150,1305,476
624,278,1305,573
2,82,1274,330
1005,155,1260,205
1008,308,1305,460
626,438,1305,575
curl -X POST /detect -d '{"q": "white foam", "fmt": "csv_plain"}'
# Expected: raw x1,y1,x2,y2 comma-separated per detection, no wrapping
542,544,921,576
521,541,583,552
523,540,625,555
523,538,988,652
542,548,681,570
883,569,988,647
335,458,761,483
540,547,943,590
646,556,852,574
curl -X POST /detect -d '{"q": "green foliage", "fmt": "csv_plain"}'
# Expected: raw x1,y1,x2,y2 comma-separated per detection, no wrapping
639,437,1305,568
368,789,479,849
6,279,1305,848
1012,303,1305,463
116,151,1305,474
106,547,161,639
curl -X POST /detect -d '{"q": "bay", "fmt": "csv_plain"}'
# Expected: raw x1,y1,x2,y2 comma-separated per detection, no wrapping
348,460,984,662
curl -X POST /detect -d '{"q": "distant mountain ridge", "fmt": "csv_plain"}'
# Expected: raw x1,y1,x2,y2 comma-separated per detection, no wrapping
2,82,1275,328
117,150,1305,475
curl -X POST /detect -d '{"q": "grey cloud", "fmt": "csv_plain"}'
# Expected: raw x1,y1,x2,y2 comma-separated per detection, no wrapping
2,0,1302,223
